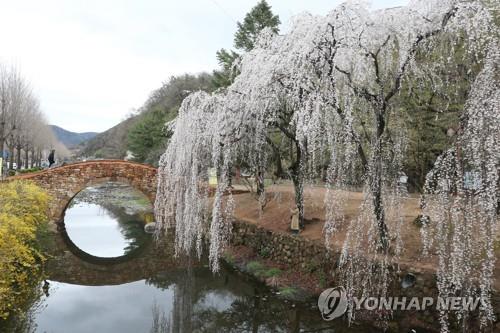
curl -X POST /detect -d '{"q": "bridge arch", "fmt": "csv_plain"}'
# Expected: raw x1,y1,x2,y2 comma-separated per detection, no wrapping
8,160,158,226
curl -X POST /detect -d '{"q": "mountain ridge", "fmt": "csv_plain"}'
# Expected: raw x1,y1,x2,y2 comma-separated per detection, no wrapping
77,116,139,159
49,125,99,148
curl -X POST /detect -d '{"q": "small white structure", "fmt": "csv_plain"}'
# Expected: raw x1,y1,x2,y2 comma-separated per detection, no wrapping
208,168,218,186
124,151,135,161
464,171,481,190
144,222,157,234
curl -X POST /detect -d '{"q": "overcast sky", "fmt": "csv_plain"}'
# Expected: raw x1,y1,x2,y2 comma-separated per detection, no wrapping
0,0,408,133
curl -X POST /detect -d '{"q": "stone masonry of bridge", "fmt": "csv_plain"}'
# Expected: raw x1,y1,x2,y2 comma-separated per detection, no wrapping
7,160,157,226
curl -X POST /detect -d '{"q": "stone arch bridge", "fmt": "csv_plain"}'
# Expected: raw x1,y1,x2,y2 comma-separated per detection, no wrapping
7,160,158,225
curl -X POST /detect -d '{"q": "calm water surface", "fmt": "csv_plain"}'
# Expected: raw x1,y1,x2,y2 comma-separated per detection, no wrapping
64,202,143,257
24,182,380,333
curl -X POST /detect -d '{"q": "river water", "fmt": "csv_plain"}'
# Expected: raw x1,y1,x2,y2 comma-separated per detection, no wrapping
17,182,381,333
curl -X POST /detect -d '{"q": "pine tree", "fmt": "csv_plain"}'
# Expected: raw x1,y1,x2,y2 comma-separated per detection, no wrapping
212,48,240,89
213,1,280,88
234,0,280,52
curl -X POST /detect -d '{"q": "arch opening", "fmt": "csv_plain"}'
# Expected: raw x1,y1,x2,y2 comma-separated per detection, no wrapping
60,180,154,260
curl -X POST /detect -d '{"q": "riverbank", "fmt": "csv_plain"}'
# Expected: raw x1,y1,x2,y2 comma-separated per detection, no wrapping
0,181,52,331
223,219,500,332
222,188,500,332
222,220,440,332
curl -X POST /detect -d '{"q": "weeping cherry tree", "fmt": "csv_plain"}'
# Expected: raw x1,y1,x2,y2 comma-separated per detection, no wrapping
155,0,498,330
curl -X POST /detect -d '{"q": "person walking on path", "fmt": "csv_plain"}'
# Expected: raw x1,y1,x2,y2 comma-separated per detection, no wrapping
48,149,55,168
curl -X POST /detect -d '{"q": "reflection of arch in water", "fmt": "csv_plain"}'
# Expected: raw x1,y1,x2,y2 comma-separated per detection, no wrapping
57,219,149,266
47,234,181,286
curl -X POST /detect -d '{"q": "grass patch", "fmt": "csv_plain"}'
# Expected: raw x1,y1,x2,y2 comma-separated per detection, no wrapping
262,267,281,278
245,261,282,279
278,286,297,297
246,261,264,273
18,167,43,174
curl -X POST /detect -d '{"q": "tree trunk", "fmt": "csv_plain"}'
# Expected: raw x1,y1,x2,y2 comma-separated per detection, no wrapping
271,146,284,179
256,166,265,211
7,144,14,170
16,144,22,170
24,145,29,169
0,136,4,177
35,149,41,167
290,141,305,227
275,155,284,179
371,111,389,251
271,146,284,180
265,136,284,179
30,149,34,168
291,170,304,227
0,101,7,177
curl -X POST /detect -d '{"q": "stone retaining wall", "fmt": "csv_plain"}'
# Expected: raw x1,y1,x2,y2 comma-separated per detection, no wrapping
230,220,500,331
231,220,332,270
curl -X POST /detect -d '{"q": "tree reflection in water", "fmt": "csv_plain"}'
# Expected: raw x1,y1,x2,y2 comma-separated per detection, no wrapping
147,263,363,333
99,202,151,254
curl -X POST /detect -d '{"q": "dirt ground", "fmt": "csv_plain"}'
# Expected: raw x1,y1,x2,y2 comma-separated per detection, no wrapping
229,184,500,290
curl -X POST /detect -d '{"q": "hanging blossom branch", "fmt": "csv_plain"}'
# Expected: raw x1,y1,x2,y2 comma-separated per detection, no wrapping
154,91,240,270
421,40,499,332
